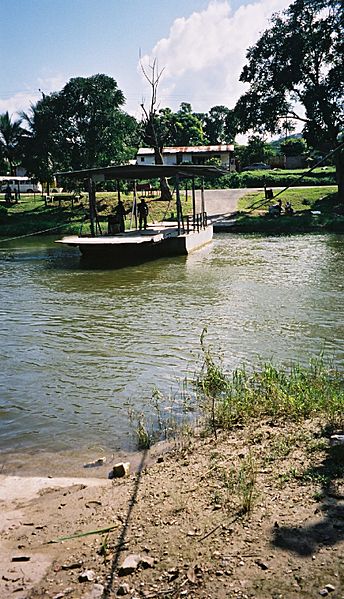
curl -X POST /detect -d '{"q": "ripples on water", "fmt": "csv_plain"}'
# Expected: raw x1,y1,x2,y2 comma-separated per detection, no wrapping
1,233,344,454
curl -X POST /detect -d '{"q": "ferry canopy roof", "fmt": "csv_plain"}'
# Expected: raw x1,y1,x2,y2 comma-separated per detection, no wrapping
55,163,227,182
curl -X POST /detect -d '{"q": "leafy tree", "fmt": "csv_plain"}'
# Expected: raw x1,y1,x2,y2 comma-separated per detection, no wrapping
156,103,205,147
280,137,307,157
236,135,274,167
235,0,344,198
172,102,205,146
22,74,138,185
0,112,24,175
203,105,237,144
57,74,138,169
21,93,64,189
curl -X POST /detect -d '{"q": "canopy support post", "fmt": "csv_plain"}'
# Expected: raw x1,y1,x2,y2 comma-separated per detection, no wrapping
176,175,183,235
201,178,205,229
88,178,102,237
88,178,96,237
132,180,138,230
192,176,196,231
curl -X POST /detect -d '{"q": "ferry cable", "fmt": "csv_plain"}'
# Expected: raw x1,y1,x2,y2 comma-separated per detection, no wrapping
0,218,84,245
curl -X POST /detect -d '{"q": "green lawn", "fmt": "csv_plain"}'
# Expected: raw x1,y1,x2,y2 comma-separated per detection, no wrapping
261,166,335,176
0,194,84,237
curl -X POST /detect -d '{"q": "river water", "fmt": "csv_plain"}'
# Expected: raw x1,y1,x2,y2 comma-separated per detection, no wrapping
1,233,343,461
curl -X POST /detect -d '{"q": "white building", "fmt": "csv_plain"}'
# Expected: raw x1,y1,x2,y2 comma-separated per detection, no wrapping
137,145,236,171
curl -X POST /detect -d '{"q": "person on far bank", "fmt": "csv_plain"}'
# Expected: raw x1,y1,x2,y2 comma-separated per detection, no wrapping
285,201,294,215
268,198,282,217
138,197,149,230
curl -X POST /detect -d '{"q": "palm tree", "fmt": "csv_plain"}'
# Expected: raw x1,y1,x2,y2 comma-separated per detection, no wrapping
20,102,57,193
0,112,23,175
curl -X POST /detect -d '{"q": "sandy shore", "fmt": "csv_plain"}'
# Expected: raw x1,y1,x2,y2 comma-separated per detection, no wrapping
0,473,110,599
1,422,343,599
0,442,168,598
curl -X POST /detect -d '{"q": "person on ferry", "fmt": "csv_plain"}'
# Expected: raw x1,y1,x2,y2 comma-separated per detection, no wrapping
113,199,130,233
137,197,149,230
5,184,12,204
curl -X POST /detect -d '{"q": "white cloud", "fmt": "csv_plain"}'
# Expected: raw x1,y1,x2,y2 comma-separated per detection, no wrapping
0,74,68,119
2,1,293,125
36,74,67,96
0,90,40,119
140,0,291,112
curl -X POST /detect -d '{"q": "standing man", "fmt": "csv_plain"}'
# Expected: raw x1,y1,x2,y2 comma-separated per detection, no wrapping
114,199,130,233
5,183,12,204
137,197,149,230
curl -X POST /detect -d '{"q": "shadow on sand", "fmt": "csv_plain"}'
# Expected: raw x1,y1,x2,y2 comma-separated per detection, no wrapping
271,429,344,556
103,449,148,597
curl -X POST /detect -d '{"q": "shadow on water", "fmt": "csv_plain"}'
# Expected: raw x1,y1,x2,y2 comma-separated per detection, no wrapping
271,429,344,556
39,252,191,297
77,252,188,272
0,239,189,277
0,236,79,267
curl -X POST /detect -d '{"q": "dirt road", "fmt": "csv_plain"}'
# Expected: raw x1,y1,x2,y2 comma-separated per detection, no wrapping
195,188,261,219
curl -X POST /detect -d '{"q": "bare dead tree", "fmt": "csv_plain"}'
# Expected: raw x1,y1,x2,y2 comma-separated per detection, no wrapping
140,57,172,201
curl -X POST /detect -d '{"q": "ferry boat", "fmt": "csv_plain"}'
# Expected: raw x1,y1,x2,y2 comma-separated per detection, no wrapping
55,163,225,266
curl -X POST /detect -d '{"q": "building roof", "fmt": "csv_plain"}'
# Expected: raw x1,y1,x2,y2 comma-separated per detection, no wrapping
55,163,228,182
137,145,234,155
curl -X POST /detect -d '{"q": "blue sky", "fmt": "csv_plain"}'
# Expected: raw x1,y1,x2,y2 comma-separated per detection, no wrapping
0,0,290,120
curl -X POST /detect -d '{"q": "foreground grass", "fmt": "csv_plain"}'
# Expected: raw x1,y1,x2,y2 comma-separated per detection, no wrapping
233,187,344,233
0,191,191,238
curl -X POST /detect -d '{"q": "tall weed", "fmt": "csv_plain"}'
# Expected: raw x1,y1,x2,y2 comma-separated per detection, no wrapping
197,335,344,430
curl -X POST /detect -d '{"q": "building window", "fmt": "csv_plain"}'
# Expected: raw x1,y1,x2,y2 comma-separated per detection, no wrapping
140,157,145,162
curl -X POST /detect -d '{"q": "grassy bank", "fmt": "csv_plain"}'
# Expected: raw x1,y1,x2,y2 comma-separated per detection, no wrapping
0,194,84,238
0,191,190,238
232,186,344,233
